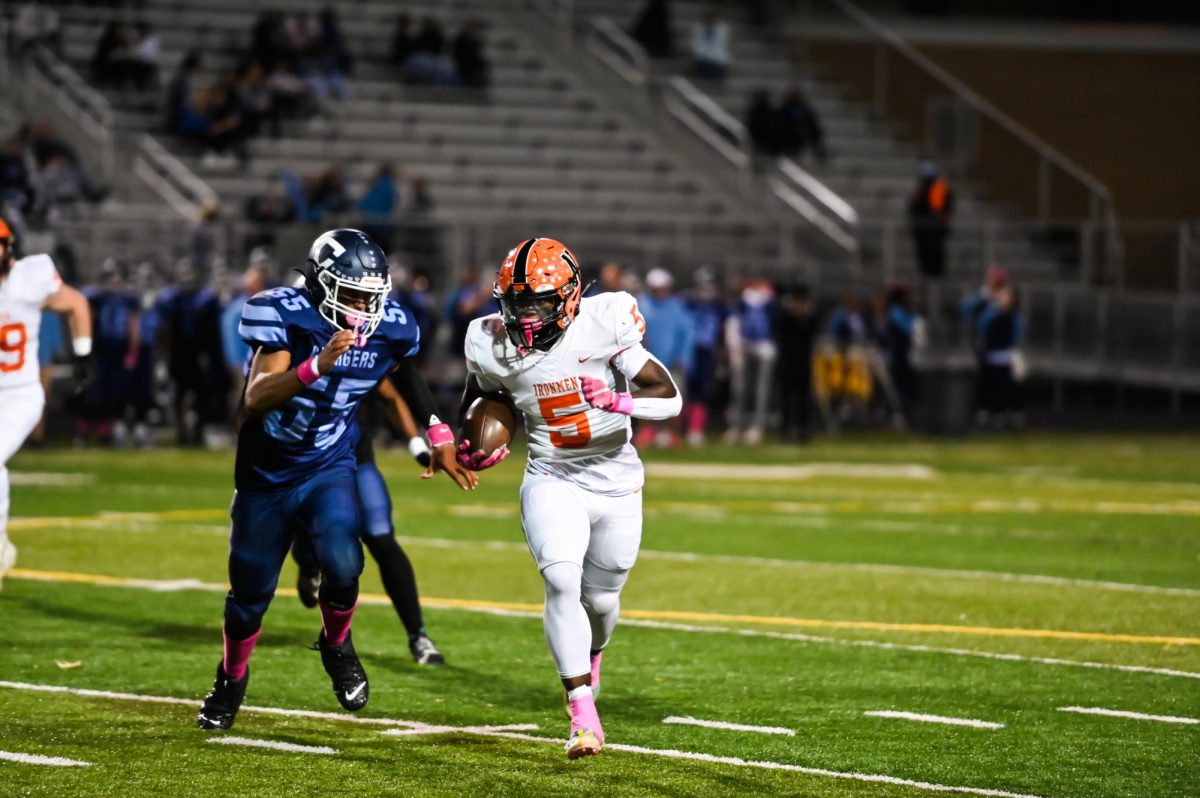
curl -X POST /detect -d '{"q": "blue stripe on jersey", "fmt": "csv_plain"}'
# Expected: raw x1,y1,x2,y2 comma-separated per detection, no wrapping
242,301,284,323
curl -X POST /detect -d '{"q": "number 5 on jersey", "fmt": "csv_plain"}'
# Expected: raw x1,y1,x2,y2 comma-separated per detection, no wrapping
538,392,592,448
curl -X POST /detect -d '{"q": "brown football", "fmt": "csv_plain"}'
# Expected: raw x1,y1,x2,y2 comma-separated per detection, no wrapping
460,396,518,466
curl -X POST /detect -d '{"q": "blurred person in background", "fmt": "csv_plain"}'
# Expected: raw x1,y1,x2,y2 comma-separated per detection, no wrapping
907,161,954,280
79,259,140,446
452,18,490,89
29,308,64,445
746,89,781,167
13,2,62,60
358,164,400,252
691,10,730,82
221,260,269,419
814,293,871,432
27,122,107,205
444,269,492,356
404,18,457,86
774,284,816,443
390,264,436,368
968,282,1024,429
724,278,776,444
636,268,692,448
585,261,624,298
882,282,924,429
0,133,36,216
778,88,826,165
631,0,673,58
157,263,229,446
390,14,415,72
165,52,203,136
961,264,1010,328
684,267,725,446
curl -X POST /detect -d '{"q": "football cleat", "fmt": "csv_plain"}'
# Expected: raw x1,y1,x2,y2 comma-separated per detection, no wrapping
197,662,249,730
564,727,603,760
409,634,445,666
296,569,320,609
315,631,369,711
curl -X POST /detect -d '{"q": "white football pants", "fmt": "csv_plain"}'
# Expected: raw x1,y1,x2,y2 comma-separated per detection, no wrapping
520,471,642,679
0,383,46,553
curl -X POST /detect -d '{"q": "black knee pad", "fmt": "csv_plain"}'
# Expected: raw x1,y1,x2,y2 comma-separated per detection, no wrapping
318,579,359,611
223,594,267,640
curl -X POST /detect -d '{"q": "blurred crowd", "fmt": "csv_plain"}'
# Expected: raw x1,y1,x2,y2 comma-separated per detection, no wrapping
28,244,1024,450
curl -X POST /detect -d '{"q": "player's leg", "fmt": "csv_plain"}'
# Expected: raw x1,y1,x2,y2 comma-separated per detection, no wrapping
521,473,602,758
0,385,47,588
301,467,369,711
290,527,321,609
357,457,443,664
198,489,292,729
580,488,643,698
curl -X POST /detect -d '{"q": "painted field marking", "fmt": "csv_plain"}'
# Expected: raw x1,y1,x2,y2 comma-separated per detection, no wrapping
381,724,540,738
864,711,1005,730
207,736,337,755
0,750,92,767
662,716,795,736
9,472,96,486
14,507,1200,598
645,463,936,480
1057,706,1200,725
0,679,1046,798
6,570,1199,681
12,566,1192,646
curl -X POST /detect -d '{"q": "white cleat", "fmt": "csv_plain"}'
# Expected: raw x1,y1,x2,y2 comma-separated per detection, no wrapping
0,539,17,590
564,728,603,760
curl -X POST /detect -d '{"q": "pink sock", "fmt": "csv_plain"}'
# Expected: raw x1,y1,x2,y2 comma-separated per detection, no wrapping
687,403,708,434
568,691,604,743
319,601,356,645
590,651,603,693
222,627,261,681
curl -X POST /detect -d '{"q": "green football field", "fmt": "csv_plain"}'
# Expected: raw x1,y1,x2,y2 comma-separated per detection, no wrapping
1,435,1197,797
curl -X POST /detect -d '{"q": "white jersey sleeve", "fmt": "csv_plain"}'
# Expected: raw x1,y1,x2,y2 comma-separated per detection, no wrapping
464,315,506,393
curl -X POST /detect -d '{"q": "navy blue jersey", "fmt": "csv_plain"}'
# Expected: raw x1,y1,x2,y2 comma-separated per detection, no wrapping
235,286,419,491
85,286,139,359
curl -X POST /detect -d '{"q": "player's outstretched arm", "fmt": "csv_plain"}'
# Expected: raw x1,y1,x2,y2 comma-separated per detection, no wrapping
244,330,354,415
375,375,432,468
391,359,478,491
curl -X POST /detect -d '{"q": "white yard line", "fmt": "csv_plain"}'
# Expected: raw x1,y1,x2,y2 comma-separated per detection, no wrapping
7,571,1199,681
864,711,1004,730
9,472,96,486
645,463,936,481
662,716,795,736
0,750,91,767
1057,706,1200,725
208,736,337,754
381,724,540,738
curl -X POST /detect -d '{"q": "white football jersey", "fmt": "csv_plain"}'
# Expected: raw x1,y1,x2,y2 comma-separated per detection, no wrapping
0,254,62,389
465,291,652,495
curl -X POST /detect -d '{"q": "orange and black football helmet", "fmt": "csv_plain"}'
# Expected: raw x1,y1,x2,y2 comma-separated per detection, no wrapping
493,238,582,351
0,216,15,274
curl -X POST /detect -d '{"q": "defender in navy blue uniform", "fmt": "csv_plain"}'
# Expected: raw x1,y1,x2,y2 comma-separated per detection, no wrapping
197,229,476,731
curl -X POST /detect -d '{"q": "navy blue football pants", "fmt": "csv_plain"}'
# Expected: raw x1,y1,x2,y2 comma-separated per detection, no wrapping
225,466,363,638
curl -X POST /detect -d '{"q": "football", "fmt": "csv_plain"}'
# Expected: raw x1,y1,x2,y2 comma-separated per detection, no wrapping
460,395,518,465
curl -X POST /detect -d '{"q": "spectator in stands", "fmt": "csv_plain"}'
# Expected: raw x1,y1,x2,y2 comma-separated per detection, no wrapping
358,164,400,251
774,284,817,442
746,89,781,164
305,9,353,110
189,200,221,277
90,22,129,87
283,12,320,69
282,165,350,223
631,0,673,59
391,15,416,70
444,269,492,358
405,18,457,86
165,52,202,136
80,259,140,447
181,82,246,169
636,268,693,448
0,134,36,215
251,10,287,71
691,10,730,82
235,58,276,139
883,282,922,427
778,88,826,165
961,264,1009,330
684,268,725,446
725,278,776,444
390,263,437,367
27,122,108,204
907,160,954,279
126,23,161,91
969,282,1023,428
13,2,62,60
585,261,624,297
266,59,316,121
409,175,435,215
453,19,490,89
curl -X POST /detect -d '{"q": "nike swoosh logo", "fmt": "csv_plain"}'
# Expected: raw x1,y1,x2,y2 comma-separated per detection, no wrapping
579,354,599,362
344,682,366,702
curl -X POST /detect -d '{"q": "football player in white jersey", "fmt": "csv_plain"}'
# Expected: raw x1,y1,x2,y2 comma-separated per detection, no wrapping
0,218,93,587
458,238,681,759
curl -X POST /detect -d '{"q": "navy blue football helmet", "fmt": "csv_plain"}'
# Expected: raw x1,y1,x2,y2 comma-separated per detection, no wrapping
304,228,392,340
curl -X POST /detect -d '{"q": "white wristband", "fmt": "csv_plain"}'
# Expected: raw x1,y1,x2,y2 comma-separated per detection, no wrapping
72,336,92,357
407,437,431,458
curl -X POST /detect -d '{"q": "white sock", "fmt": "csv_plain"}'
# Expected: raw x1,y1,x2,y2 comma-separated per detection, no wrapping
567,685,593,702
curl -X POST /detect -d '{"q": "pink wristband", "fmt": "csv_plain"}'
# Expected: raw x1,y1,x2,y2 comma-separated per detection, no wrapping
427,423,454,448
612,391,634,415
296,357,321,386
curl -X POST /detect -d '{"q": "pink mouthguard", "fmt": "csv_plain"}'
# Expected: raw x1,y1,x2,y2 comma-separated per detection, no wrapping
519,318,541,347
345,313,366,348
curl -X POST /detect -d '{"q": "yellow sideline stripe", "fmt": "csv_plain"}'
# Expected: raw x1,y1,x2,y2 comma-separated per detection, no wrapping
8,568,1198,647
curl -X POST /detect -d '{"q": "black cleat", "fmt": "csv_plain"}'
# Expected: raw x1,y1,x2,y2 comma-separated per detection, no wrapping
197,662,248,730
297,569,320,609
316,631,369,711
409,634,446,666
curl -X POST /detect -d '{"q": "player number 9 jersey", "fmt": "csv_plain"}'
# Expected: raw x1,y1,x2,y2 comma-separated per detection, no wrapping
0,254,63,388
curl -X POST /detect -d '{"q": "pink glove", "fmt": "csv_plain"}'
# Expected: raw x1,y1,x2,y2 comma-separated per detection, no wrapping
456,439,510,471
580,375,633,415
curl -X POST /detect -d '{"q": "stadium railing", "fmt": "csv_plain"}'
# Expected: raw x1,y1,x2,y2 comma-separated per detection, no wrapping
133,134,219,221
586,16,649,88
